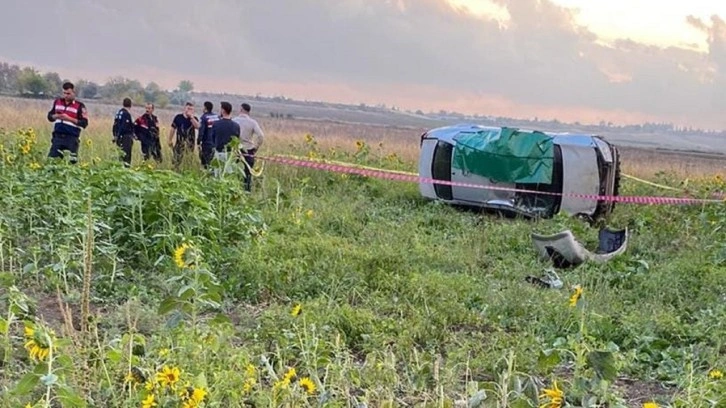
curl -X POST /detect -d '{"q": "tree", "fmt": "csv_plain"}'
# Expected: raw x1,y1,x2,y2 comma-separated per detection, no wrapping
0,62,21,93
17,67,49,96
43,72,63,96
144,82,162,103
76,79,99,99
154,93,170,109
100,76,144,101
178,80,194,93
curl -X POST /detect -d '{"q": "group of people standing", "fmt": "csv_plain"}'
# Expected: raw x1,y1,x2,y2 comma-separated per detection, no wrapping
113,98,265,191
45,81,265,192
112,98,163,164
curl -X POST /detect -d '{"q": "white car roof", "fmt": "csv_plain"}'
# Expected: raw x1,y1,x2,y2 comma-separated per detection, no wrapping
424,124,604,148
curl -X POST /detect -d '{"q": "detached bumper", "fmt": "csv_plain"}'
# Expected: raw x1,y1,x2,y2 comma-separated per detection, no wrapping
531,227,628,268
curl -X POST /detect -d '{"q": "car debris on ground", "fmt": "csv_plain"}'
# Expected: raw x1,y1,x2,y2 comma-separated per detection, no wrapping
531,227,629,269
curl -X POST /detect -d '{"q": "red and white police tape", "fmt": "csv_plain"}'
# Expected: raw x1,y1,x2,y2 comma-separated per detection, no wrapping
248,153,725,206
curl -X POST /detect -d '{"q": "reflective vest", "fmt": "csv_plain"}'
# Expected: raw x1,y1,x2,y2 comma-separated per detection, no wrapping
51,98,86,137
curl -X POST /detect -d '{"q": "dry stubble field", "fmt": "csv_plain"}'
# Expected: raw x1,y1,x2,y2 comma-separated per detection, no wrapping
1,97,725,178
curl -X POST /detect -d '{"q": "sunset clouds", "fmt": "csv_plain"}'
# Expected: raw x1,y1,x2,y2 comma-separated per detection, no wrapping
1,0,724,128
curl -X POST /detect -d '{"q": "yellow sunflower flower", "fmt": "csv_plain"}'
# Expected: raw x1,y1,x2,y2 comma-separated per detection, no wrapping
299,377,316,395
569,285,583,307
23,324,53,362
242,377,256,394
539,380,564,408
291,304,302,317
709,369,723,379
642,402,659,408
141,393,157,408
284,367,297,382
274,367,297,390
156,366,181,389
173,243,193,268
180,386,207,408
191,388,207,403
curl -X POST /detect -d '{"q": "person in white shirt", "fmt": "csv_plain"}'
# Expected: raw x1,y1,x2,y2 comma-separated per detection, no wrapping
232,103,265,191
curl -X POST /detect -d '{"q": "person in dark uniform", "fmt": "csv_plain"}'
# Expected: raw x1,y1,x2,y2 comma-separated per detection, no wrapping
167,102,200,169
210,101,241,177
198,101,219,169
112,98,135,167
134,103,162,162
46,82,89,164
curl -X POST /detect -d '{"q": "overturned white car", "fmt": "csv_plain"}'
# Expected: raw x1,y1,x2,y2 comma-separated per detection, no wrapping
418,124,621,219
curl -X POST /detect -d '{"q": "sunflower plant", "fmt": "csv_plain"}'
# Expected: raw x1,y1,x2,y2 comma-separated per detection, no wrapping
8,320,84,408
536,284,628,407
158,242,228,331
669,363,726,407
133,365,209,408
1,283,34,369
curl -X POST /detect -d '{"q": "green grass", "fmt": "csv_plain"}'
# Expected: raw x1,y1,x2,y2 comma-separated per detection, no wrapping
0,126,725,408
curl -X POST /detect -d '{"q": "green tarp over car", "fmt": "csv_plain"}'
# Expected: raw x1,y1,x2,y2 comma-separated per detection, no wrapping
451,127,554,184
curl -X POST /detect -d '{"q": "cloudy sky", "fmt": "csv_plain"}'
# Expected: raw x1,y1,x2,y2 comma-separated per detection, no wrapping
2,0,726,129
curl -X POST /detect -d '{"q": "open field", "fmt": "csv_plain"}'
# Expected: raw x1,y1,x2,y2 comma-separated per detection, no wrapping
1,98,726,408
2,96,725,179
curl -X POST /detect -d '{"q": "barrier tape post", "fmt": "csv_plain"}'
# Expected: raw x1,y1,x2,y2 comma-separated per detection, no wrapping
243,153,724,206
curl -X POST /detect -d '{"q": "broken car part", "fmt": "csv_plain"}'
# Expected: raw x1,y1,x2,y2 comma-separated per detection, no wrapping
531,227,628,269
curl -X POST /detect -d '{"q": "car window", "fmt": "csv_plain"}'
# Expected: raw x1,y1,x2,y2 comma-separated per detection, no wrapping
432,141,453,200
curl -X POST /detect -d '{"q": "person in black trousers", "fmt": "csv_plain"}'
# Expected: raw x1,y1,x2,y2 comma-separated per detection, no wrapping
167,102,200,169
198,101,219,169
211,101,241,177
134,103,162,162
46,82,89,164
112,98,135,167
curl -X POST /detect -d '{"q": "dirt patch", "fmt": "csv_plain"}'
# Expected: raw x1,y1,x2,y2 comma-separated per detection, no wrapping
614,377,677,407
553,365,678,407
34,293,67,330
31,291,105,335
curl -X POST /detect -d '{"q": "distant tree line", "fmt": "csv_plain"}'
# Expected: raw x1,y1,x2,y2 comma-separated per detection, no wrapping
1,61,718,134
0,61,196,109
